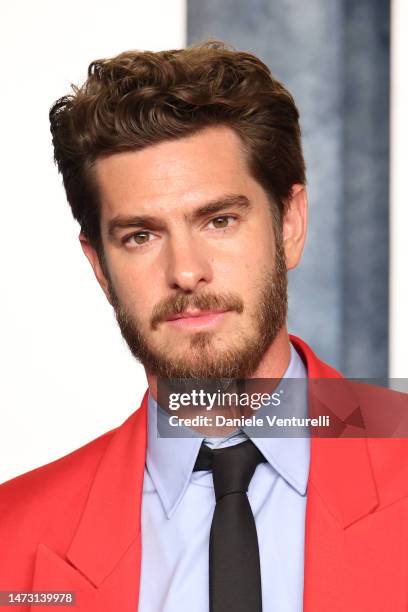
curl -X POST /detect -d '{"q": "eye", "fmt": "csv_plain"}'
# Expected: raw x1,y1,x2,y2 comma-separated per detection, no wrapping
207,215,236,230
123,231,153,247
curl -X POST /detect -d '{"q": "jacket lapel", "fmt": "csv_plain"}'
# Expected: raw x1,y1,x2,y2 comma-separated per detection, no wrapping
30,337,407,611
290,335,407,611
30,390,148,611
290,335,379,525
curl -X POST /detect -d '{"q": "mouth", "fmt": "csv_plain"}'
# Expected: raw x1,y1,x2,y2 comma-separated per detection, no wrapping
165,309,230,329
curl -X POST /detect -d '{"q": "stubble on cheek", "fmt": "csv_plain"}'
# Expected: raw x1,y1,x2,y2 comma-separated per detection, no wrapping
103,230,287,379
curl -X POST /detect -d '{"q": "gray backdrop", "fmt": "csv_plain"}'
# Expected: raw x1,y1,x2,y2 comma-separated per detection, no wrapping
188,0,390,377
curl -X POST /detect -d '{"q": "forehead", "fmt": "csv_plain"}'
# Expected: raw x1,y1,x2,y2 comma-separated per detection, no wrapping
93,126,257,220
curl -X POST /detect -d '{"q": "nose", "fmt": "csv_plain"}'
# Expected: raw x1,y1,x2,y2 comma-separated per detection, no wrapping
165,233,212,293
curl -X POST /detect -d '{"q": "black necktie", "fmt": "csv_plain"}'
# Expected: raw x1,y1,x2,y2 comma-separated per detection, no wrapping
193,439,266,612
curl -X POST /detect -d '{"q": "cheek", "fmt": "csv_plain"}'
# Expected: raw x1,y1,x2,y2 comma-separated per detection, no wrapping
239,242,276,278
257,225,277,258
241,218,276,262
107,266,149,315
126,285,155,317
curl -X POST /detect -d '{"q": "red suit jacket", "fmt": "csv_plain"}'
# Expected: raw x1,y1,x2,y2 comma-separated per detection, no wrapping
1,335,408,611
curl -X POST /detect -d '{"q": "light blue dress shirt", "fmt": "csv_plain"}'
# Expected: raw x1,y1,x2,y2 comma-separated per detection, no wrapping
139,343,310,611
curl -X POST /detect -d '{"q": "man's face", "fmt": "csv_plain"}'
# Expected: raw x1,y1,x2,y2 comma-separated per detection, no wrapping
87,126,295,379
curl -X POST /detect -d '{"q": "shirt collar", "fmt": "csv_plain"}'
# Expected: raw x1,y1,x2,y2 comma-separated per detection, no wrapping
146,343,310,518
241,343,310,496
146,401,203,518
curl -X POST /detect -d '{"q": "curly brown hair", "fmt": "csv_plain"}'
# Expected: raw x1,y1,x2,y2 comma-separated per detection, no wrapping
49,40,305,257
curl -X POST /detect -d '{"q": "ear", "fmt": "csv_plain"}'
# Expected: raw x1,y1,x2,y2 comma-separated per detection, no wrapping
79,233,113,305
282,184,308,270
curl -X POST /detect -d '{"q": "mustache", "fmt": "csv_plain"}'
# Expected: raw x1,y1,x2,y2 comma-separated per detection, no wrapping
151,292,244,330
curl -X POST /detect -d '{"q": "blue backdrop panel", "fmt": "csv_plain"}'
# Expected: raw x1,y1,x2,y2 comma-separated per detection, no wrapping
187,0,390,376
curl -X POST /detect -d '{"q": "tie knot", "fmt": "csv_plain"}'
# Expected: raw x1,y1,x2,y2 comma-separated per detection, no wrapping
193,439,266,501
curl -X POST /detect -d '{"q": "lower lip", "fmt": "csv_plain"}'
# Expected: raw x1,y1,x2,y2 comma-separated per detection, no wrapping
166,311,228,329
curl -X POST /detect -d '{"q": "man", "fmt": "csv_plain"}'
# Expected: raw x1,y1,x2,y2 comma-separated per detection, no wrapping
0,41,407,612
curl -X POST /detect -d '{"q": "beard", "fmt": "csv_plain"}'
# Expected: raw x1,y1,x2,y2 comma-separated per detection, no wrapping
106,235,288,379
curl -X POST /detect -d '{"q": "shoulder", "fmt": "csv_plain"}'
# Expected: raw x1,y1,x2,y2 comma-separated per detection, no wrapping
352,379,406,405
0,427,116,553
347,381,408,505
1,426,114,493
0,399,148,587
351,379,408,434
0,426,116,507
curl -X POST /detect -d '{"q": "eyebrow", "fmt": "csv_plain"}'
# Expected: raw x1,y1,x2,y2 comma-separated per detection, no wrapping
107,194,252,238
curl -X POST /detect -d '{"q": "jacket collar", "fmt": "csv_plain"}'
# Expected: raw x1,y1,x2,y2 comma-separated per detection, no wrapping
290,335,379,528
59,335,379,588
65,392,148,587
